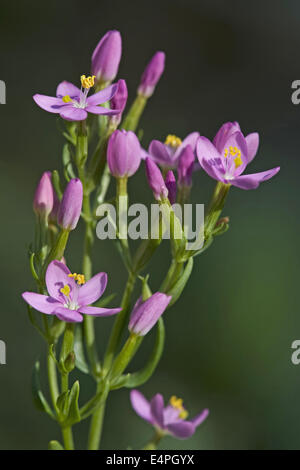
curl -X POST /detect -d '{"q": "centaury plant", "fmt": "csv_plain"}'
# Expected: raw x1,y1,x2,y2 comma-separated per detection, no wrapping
22,30,280,450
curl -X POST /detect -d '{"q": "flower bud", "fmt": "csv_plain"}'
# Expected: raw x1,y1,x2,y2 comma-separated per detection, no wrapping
128,292,171,336
107,129,141,178
57,178,83,231
33,171,54,218
145,157,168,200
110,79,128,126
138,51,165,98
165,170,177,204
91,30,122,84
177,145,195,187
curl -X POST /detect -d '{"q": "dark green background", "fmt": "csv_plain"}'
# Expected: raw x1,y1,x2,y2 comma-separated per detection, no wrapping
0,0,298,450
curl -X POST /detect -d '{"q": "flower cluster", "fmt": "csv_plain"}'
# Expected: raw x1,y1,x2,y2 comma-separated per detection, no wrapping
22,28,280,451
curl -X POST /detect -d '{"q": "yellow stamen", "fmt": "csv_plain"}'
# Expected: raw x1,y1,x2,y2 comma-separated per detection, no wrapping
62,95,73,103
68,273,86,285
60,285,70,297
234,155,243,168
164,134,182,149
179,409,189,419
80,75,96,89
170,395,189,420
224,146,242,168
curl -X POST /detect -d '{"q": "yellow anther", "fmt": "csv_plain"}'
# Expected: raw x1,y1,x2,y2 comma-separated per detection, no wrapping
234,155,243,168
62,95,73,103
170,395,188,420
179,409,189,420
164,134,182,149
224,148,229,158
68,273,86,285
170,395,183,410
60,285,70,297
80,75,96,89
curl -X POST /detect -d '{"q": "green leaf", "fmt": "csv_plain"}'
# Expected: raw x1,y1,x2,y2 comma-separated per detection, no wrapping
62,144,76,181
51,170,63,199
63,381,81,427
74,325,90,374
124,318,165,388
29,253,39,282
48,440,64,450
166,258,194,307
32,361,55,419
110,373,131,391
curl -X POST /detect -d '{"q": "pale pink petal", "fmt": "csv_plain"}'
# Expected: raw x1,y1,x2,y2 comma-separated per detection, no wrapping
22,292,60,314
77,272,107,306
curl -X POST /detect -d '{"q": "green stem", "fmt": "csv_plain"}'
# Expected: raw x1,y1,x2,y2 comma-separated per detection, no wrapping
102,271,137,373
47,345,59,414
204,182,230,236
82,193,100,378
60,323,75,450
160,259,183,293
109,333,142,380
121,94,147,132
142,430,164,450
87,383,108,450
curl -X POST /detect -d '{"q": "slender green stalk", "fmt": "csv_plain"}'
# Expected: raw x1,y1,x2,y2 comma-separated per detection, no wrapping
142,430,164,450
103,271,137,373
204,181,230,236
121,94,147,132
47,346,59,414
60,323,75,450
87,384,108,450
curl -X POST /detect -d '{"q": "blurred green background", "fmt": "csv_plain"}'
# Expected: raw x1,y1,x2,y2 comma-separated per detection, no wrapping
0,0,298,450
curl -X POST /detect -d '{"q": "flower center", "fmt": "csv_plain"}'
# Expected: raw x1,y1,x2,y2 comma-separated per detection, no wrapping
165,134,182,149
62,75,96,109
170,395,188,420
68,273,86,285
224,146,243,169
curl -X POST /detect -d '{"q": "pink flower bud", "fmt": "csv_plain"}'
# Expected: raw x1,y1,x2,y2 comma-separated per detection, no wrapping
110,79,128,126
177,145,195,187
57,178,83,231
107,129,141,178
165,170,177,205
138,52,165,98
129,293,171,336
145,158,168,200
92,30,122,83
33,171,54,218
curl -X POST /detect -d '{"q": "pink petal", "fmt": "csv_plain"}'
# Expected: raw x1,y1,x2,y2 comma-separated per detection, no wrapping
130,390,153,424
45,260,75,302
54,306,83,323
167,421,195,439
245,132,259,163
77,272,107,306
191,409,210,427
85,105,119,116
231,166,280,190
22,292,60,314
86,84,118,106
196,136,225,181
174,132,200,160
59,107,88,121
77,306,121,317
33,94,65,113
213,121,241,152
148,140,174,168
150,394,165,428
56,81,81,99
